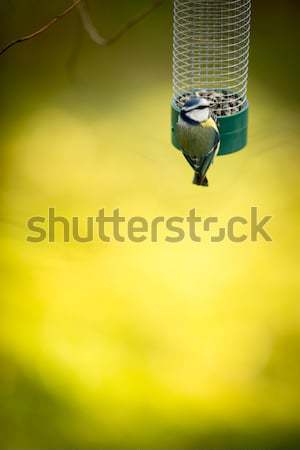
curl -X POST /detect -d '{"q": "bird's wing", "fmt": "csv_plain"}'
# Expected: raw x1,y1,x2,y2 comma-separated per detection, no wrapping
176,120,194,153
210,130,221,158
201,139,220,175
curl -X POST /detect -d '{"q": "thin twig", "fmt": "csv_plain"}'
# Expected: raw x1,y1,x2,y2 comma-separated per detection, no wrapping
0,0,166,58
0,0,82,57
77,0,166,46
76,1,106,46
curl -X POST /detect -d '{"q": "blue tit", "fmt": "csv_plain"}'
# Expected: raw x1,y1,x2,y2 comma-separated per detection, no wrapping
176,96,220,186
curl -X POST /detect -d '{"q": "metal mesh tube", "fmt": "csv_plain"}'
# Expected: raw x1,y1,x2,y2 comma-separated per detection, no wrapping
173,0,251,117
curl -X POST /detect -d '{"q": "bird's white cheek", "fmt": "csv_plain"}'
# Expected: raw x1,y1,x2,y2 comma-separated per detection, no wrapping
187,109,209,122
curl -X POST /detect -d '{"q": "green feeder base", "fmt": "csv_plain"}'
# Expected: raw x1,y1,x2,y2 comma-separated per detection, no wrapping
171,102,249,156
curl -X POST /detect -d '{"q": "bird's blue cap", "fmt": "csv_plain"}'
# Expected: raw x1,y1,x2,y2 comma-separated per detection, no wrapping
182,96,210,112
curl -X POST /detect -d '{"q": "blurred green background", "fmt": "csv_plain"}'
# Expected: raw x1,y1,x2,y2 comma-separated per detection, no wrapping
0,0,300,449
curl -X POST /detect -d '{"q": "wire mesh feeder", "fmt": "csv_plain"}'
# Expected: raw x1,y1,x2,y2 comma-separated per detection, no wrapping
171,0,251,155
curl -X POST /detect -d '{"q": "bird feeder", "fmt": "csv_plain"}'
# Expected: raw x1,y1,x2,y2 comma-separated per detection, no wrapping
172,0,251,156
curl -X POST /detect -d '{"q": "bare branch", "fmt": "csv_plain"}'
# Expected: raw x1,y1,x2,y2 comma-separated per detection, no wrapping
0,0,166,58
77,0,166,46
0,0,82,57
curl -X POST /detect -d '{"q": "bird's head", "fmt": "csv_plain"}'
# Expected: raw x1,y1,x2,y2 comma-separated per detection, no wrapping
180,96,211,125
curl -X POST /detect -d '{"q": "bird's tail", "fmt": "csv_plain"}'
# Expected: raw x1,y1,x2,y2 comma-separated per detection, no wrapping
193,172,209,187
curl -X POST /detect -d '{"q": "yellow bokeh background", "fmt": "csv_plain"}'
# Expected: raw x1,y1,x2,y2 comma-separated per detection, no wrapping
0,1,300,448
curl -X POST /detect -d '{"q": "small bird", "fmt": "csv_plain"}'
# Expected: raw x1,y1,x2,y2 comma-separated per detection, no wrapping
176,96,220,186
